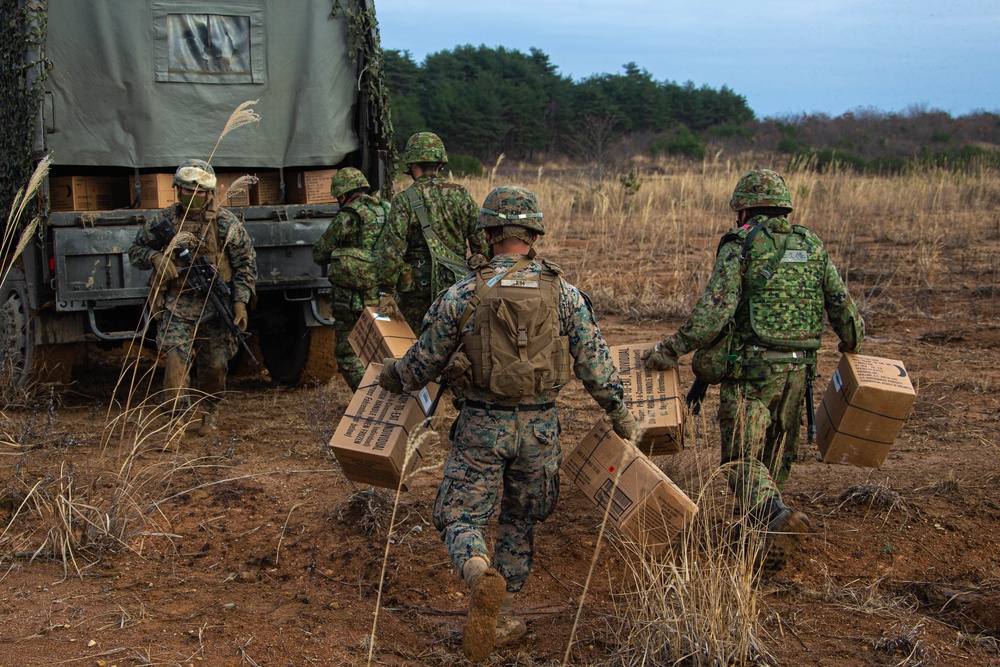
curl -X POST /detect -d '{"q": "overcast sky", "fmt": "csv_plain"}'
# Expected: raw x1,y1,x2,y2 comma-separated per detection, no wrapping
374,0,999,120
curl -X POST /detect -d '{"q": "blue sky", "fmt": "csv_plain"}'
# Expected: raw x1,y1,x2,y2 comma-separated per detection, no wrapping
374,0,999,120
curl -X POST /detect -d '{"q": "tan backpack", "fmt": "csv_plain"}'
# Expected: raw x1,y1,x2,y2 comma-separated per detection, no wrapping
458,257,571,398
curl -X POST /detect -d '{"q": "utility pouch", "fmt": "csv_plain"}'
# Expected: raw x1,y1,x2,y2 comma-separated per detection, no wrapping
325,247,382,291
692,321,737,384
486,295,557,398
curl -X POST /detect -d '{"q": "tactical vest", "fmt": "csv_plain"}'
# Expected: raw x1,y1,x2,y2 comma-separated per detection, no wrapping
459,259,572,398
739,222,827,351
324,195,391,299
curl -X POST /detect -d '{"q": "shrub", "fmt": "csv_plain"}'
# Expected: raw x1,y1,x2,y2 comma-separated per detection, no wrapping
447,154,484,178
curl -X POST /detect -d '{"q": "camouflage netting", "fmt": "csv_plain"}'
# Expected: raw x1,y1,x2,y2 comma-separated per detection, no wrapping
0,0,46,237
333,0,396,198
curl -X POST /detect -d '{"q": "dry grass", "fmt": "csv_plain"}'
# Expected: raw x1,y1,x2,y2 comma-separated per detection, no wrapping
456,154,1000,323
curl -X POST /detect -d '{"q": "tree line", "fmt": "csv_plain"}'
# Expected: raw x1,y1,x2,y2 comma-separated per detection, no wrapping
384,45,754,165
383,44,1000,175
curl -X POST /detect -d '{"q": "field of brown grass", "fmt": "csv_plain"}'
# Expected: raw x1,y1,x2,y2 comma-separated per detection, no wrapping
2,156,999,666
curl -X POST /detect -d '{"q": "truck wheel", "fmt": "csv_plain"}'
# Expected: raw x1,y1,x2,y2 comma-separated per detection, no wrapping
297,326,338,386
0,269,32,386
259,307,337,386
0,268,76,387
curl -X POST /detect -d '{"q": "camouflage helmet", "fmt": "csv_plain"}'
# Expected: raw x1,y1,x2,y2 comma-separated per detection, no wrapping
330,167,369,199
477,186,545,235
403,132,448,166
729,168,793,212
172,159,217,192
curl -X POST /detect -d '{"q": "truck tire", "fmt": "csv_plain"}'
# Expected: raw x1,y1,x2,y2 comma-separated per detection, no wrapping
0,268,32,386
0,268,76,387
259,306,337,386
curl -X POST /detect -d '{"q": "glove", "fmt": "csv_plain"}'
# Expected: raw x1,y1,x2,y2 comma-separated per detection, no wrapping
233,301,248,331
642,341,678,371
150,251,179,283
608,405,637,441
378,358,404,394
441,349,472,390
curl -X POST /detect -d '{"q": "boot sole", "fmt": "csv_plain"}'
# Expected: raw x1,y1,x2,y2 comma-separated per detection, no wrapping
463,569,505,662
760,510,810,574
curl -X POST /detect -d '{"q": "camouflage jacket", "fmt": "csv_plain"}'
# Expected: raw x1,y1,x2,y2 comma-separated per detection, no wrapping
129,201,257,322
375,173,486,293
395,254,626,414
312,192,392,306
662,215,863,363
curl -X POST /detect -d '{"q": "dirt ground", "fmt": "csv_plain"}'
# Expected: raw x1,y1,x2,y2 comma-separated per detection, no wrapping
2,293,1000,666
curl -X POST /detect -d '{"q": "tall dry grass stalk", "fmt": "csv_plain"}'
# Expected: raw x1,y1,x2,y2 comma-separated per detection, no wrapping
0,154,53,285
368,425,443,667
583,395,775,667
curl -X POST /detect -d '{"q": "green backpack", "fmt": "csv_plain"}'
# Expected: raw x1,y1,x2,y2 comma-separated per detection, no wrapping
325,199,391,292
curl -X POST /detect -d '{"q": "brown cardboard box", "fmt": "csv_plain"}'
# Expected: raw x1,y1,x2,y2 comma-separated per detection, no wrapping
611,344,684,455
816,353,916,468
215,172,252,207
129,173,177,209
564,416,698,556
329,363,440,491
50,176,116,211
287,169,337,205
251,171,283,205
348,305,418,368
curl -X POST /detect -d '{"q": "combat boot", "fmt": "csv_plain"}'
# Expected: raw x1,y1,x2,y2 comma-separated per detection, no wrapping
462,556,505,662
198,404,219,438
495,593,527,646
756,497,811,574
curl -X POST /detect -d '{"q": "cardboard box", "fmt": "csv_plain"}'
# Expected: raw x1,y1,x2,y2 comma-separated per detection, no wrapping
816,353,916,468
50,176,116,211
611,344,684,455
564,417,698,556
287,169,337,205
215,172,252,207
129,173,177,209
329,363,440,491
251,171,283,205
348,305,418,368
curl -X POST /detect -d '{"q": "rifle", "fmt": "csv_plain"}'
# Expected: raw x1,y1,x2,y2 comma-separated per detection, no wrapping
686,378,709,415
805,379,816,444
149,216,259,365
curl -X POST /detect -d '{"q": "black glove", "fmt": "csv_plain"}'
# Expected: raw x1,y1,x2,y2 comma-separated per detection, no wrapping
378,358,404,394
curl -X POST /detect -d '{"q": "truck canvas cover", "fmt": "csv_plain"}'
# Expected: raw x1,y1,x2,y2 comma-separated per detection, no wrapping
44,0,360,169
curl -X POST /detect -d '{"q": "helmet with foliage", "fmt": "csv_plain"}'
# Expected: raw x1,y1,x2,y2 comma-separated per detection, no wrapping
477,186,545,235
172,159,217,192
729,168,793,212
330,167,369,199
403,132,448,166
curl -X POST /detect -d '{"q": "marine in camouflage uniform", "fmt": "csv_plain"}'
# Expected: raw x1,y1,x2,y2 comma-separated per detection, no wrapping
378,186,635,662
644,168,863,568
312,168,392,391
129,159,257,436
374,132,486,331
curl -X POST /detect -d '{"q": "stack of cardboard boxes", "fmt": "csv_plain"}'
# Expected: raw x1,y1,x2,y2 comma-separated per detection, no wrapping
52,168,333,212
328,303,438,491
562,342,697,555
816,353,916,468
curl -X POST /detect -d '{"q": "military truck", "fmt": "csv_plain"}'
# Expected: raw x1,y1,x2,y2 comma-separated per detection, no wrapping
0,0,393,386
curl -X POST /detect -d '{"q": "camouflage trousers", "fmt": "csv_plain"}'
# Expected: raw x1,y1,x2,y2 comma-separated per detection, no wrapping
433,404,561,593
156,310,238,409
333,316,364,392
397,285,433,334
718,364,807,511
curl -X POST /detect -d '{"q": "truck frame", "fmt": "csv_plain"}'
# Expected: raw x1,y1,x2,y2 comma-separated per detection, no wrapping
0,0,393,386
